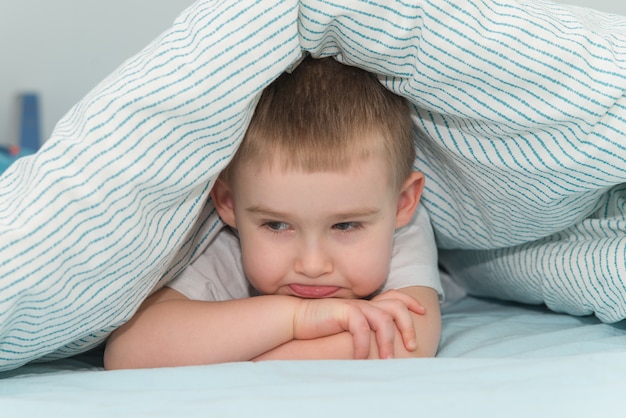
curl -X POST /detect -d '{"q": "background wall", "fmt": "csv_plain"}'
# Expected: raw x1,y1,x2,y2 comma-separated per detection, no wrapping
0,0,625,147
0,0,192,147
555,0,626,15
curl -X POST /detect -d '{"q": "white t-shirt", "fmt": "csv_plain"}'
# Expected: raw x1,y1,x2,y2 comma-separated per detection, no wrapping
168,204,443,301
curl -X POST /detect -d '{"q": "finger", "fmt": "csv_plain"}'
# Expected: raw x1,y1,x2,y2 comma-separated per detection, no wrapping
360,304,396,359
405,297,426,315
346,307,372,359
409,301,427,315
376,290,426,315
395,290,427,315
370,299,417,352
386,301,417,352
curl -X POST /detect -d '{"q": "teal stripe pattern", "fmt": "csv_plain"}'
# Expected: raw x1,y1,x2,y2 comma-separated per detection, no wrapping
1,0,625,370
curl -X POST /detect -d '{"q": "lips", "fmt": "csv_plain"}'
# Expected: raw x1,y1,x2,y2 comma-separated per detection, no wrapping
288,284,341,298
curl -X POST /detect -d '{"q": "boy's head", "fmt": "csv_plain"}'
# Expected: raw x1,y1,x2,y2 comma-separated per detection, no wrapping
220,55,415,191
212,56,424,299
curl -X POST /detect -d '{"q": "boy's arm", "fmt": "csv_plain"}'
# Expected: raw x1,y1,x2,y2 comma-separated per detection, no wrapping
390,286,440,357
103,287,421,369
104,288,298,369
252,285,440,360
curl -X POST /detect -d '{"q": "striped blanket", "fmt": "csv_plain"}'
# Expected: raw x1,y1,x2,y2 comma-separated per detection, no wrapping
1,0,625,371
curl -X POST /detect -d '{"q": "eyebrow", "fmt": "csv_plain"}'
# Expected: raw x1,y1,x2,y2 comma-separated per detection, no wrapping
245,205,381,219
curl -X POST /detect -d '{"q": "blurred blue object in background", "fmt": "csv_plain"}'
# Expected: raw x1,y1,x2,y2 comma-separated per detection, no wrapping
19,93,41,152
0,93,41,175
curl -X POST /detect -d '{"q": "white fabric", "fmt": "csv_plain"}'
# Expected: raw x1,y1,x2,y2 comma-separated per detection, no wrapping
4,295,626,417
1,0,626,371
168,205,443,301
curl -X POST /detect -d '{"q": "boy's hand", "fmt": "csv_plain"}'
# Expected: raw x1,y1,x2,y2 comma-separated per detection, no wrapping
369,290,426,356
292,292,425,359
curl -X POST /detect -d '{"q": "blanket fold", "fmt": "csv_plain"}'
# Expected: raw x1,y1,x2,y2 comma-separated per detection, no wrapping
1,0,625,371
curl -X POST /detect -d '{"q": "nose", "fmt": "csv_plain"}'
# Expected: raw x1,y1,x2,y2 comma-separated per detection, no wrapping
294,238,333,279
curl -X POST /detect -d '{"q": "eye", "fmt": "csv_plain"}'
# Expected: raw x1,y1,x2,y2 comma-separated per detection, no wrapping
332,222,363,232
263,221,290,232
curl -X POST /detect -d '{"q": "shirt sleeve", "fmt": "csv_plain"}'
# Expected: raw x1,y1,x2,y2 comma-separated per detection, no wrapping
382,204,444,300
167,227,254,301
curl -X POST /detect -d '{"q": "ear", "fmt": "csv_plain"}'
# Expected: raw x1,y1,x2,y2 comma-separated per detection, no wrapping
395,171,424,228
210,177,237,228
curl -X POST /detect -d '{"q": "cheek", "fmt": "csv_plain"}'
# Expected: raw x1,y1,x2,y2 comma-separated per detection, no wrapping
239,235,285,294
341,235,394,296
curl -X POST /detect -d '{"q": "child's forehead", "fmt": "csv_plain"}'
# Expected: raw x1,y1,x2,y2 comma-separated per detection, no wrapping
233,155,398,211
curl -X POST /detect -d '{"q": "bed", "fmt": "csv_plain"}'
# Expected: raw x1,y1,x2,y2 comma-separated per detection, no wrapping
2,283,626,416
1,0,625,415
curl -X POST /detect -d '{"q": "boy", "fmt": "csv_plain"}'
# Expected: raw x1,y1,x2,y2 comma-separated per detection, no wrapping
104,56,442,369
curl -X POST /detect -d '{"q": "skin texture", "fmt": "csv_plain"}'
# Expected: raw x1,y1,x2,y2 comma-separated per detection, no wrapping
104,153,441,370
223,155,412,300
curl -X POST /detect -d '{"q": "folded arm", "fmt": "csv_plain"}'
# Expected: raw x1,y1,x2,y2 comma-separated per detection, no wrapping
104,288,300,369
253,285,441,361
103,286,428,369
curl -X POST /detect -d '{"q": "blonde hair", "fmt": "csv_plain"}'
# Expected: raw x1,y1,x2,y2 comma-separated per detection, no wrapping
222,56,415,190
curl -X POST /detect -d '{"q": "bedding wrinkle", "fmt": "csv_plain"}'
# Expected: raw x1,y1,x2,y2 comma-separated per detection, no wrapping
0,0,302,371
2,0,626,370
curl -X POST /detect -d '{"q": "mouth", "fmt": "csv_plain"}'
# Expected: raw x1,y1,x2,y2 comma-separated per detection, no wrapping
288,284,341,298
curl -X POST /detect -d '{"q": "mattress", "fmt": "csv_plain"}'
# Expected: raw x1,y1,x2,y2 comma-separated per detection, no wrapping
1,284,624,417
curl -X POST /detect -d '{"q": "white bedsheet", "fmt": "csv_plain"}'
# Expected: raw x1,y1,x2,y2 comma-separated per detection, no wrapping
2,294,625,418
